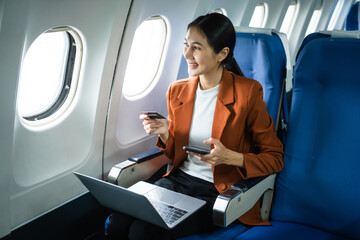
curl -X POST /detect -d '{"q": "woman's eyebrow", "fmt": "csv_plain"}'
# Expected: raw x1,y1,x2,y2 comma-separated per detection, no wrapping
184,38,204,46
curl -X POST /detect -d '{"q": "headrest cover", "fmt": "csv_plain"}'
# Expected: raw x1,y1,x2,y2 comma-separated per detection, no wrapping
320,30,360,38
235,26,273,36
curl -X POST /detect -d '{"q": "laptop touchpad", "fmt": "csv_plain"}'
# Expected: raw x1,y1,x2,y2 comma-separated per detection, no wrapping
145,187,179,205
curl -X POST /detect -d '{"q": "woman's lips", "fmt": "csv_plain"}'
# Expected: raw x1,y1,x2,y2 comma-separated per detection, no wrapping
188,63,198,69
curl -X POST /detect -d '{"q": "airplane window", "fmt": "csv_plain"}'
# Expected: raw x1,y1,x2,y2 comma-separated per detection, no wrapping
122,16,167,100
17,28,82,123
328,0,344,30
280,0,298,36
305,9,322,36
249,3,268,28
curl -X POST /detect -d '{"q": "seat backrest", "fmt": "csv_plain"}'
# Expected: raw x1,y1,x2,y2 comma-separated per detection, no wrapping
271,31,360,239
233,27,289,131
345,1,360,30
177,27,289,132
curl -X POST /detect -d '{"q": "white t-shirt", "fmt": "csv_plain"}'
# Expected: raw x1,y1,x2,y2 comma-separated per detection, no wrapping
179,82,219,183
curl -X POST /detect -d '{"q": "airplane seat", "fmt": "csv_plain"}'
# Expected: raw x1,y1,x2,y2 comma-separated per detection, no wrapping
231,30,360,240
345,1,360,30
233,27,289,134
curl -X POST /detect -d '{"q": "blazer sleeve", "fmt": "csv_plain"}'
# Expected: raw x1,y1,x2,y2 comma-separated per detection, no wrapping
156,84,175,161
240,81,284,178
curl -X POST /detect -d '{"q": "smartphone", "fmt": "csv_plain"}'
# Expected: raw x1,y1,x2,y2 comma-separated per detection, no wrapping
142,111,165,119
183,146,210,155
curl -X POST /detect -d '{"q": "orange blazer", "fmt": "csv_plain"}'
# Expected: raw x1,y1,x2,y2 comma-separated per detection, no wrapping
156,69,284,226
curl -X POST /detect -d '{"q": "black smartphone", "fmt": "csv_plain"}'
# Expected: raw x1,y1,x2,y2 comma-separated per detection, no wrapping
183,146,210,155
142,111,165,119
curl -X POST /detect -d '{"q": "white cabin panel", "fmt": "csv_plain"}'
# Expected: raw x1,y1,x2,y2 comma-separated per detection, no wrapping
2,0,132,229
103,0,215,172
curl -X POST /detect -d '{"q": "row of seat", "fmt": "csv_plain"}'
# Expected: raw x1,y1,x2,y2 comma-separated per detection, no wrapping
109,7,360,238
179,27,360,239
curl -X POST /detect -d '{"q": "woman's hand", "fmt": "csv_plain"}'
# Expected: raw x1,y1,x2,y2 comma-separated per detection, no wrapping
186,138,244,167
139,114,169,143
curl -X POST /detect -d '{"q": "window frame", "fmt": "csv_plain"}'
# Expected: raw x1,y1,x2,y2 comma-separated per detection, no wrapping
249,2,269,28
327,0,345,30
280,0,298,37
305,4,323,36
122,15,168,100
18,27,83,123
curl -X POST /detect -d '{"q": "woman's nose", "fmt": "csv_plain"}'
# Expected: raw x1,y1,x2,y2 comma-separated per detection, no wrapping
183,47,193,59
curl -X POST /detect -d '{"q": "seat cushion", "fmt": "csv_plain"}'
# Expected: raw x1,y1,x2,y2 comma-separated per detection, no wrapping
233,221,348,240
178,222,249,240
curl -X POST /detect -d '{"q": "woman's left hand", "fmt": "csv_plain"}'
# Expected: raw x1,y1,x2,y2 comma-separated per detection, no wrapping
186,138,244,167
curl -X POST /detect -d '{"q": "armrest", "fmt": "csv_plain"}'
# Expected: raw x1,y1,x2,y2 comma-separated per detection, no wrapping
213,174,276,227
108,148,171,188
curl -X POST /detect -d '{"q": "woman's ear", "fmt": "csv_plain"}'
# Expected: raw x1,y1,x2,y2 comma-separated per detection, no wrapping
217,47,230,63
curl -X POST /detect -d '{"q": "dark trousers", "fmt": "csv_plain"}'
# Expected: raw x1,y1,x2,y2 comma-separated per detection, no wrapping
105,169,220,240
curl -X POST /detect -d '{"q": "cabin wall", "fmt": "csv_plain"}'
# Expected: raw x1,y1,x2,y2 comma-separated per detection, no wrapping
103,0,255,177
0,0,132,235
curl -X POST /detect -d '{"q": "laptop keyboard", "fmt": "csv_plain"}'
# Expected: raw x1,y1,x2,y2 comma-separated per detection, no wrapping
151,201,188,225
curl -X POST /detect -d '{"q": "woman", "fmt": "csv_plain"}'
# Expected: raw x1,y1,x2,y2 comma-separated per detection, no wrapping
106,13,284,239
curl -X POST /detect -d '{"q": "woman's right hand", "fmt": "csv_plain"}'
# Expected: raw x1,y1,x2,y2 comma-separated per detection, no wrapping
139,114,169,143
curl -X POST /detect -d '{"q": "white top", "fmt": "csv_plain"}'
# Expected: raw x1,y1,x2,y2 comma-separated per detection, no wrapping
179,82,219,182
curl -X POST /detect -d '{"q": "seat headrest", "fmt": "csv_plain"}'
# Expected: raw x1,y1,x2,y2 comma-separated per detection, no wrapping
345,2,360,30
233,27,287,123
235,26,274,36
296,30,360,61
319,30,360,38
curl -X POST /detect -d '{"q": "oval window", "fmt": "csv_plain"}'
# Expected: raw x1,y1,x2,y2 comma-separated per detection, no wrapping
249,3,268,28
17,28,82,122
280,0,298,36
122,16,168,99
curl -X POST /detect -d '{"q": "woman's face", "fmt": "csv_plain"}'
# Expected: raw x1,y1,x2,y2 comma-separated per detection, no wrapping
183,27,225,78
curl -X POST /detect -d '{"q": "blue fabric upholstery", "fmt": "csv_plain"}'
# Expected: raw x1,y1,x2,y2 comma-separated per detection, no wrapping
233,31,286,124
233,221,349,240
295,32,329,61
345,2,360,30
177,56,189,80
235,32,360,240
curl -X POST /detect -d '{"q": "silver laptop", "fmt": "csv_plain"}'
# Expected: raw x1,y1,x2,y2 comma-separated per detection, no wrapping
73,172,206,229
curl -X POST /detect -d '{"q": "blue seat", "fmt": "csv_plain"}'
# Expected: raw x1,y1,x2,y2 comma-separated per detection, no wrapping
233,27,289,130
345,2,360,30
233,31,360,240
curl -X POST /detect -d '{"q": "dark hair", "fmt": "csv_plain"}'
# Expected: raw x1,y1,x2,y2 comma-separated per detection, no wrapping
188,13,244,76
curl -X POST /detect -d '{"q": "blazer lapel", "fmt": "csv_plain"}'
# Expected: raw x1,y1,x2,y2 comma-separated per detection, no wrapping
212,70,235,141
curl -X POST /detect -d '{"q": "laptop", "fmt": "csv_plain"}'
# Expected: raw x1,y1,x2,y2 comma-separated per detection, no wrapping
73,172,206,229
